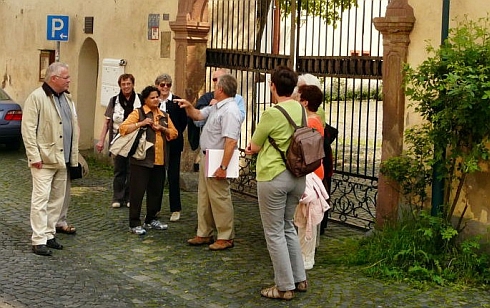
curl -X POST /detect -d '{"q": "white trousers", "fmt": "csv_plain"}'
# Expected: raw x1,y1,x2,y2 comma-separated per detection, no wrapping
298,224,318,270
30,167,67,245
56,174,71,228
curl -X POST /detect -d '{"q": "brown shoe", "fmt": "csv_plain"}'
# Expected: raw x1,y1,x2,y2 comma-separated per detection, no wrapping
295,280,308,292
187,236,214,246
209,239,234,251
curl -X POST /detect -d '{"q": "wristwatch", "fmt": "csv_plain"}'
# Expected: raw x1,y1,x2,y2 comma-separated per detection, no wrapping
220,165,228,171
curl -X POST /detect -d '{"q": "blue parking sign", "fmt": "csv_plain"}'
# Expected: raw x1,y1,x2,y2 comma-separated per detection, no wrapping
47,15,69,41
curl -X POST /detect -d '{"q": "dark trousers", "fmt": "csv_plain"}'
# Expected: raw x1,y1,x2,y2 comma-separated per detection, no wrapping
320,176,332,234
166,147,182,213
129,164,165,228
113,155,130,203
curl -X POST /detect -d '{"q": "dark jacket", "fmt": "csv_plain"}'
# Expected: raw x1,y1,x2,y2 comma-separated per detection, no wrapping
187,91,214,150
165,94,188,152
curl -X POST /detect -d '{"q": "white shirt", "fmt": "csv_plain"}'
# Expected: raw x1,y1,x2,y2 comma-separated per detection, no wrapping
159,93,174,113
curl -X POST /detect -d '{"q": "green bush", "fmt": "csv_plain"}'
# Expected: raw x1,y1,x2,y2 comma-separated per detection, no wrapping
350,211,490,286
352,16,490,287
324,78,382,102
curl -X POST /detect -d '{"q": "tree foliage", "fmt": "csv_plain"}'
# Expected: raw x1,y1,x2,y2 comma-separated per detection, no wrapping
279,0,358,26
255,0,358,51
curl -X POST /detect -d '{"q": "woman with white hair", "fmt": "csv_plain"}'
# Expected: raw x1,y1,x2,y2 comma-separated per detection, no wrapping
293,74,325,123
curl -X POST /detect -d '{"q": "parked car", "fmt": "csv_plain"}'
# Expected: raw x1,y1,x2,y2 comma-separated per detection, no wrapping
0,88,22,150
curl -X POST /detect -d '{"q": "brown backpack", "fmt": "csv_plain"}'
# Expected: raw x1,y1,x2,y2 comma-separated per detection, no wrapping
268,105,325,177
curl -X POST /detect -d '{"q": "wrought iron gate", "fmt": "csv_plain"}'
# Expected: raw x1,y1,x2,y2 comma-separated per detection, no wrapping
205,0,387,229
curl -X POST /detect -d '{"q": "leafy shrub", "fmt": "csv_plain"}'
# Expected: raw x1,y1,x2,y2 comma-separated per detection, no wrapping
353,16,490,287
351,211,490,286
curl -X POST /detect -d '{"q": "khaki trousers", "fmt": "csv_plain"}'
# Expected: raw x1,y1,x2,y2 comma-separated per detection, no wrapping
196,157,235,240
30,167,67,245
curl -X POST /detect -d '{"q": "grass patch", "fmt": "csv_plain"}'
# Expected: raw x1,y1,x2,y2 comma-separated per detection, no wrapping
340,212,490,288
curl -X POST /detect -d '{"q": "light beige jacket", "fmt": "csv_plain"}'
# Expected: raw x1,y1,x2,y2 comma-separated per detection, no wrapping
21,83,79,169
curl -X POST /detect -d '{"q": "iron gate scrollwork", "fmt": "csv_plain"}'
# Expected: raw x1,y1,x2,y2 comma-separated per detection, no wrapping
206,0,387,230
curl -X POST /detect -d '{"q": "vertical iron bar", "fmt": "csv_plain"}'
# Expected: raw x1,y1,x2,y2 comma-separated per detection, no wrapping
219,1,224,49
211,0,216,49
374,0,383,178
296,0,303,70
227,0,232,49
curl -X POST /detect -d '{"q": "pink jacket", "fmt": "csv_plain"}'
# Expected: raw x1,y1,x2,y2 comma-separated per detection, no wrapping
294,173,330,241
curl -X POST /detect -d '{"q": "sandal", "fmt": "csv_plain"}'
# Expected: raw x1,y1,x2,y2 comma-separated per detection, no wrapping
260,285,294,300
295,280,308,292
56,225,76,234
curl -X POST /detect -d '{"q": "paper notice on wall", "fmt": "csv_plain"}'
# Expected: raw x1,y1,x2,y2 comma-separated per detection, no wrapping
100,58,125,107
205,149,240,178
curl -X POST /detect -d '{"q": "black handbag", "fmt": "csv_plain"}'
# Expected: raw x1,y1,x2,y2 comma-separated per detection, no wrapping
69,163,83,180
69,154,88,180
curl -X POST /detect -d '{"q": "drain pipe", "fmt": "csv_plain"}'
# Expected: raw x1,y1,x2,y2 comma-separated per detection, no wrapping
441,0,450,43
431,0,450,216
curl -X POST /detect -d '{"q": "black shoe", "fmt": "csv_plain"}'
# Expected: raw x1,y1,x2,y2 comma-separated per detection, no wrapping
32,245,52,256
46,238,63,250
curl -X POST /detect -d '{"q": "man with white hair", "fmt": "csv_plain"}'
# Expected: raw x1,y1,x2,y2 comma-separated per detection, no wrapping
187,68,245,171
22,62,79,256
176,74,243,251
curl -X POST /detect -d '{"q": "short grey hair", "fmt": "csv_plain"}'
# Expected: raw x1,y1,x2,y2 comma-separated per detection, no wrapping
216,74,237,97
155,73,172,85
45,62,69,82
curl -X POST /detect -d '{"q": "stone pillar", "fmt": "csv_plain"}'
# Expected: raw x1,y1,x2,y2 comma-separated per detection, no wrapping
170,0,210,171
373,0,415,228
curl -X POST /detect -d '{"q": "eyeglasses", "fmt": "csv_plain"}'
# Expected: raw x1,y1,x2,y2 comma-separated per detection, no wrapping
56,75,70,80
212,77,218,82
159,83,172,88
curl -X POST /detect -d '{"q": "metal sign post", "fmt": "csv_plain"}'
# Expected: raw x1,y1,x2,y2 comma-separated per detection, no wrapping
47,15,69,62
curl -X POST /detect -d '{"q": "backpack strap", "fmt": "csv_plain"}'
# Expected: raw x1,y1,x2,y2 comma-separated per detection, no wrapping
267,103,306,165
268,136,288,166
274,104,306,129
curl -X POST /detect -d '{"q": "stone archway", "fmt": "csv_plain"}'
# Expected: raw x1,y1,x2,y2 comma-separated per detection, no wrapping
170,0,210,171
77,38,99,150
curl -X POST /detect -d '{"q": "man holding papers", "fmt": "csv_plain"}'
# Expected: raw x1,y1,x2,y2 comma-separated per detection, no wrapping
175,74,243,251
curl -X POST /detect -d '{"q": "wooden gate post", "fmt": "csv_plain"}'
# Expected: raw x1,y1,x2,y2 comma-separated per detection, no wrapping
373,0,415,228
170,0,210,171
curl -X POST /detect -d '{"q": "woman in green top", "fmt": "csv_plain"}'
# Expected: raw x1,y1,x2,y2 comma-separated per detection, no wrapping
245,66,308,300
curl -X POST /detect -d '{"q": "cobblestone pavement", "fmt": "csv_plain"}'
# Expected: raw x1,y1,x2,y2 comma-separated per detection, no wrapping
1,148,490,308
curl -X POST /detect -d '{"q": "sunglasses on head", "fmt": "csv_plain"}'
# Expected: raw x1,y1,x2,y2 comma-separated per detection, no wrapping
159,83,172,88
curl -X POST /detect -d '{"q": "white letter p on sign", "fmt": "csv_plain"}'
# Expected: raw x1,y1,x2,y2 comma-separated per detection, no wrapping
51,18,64,38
